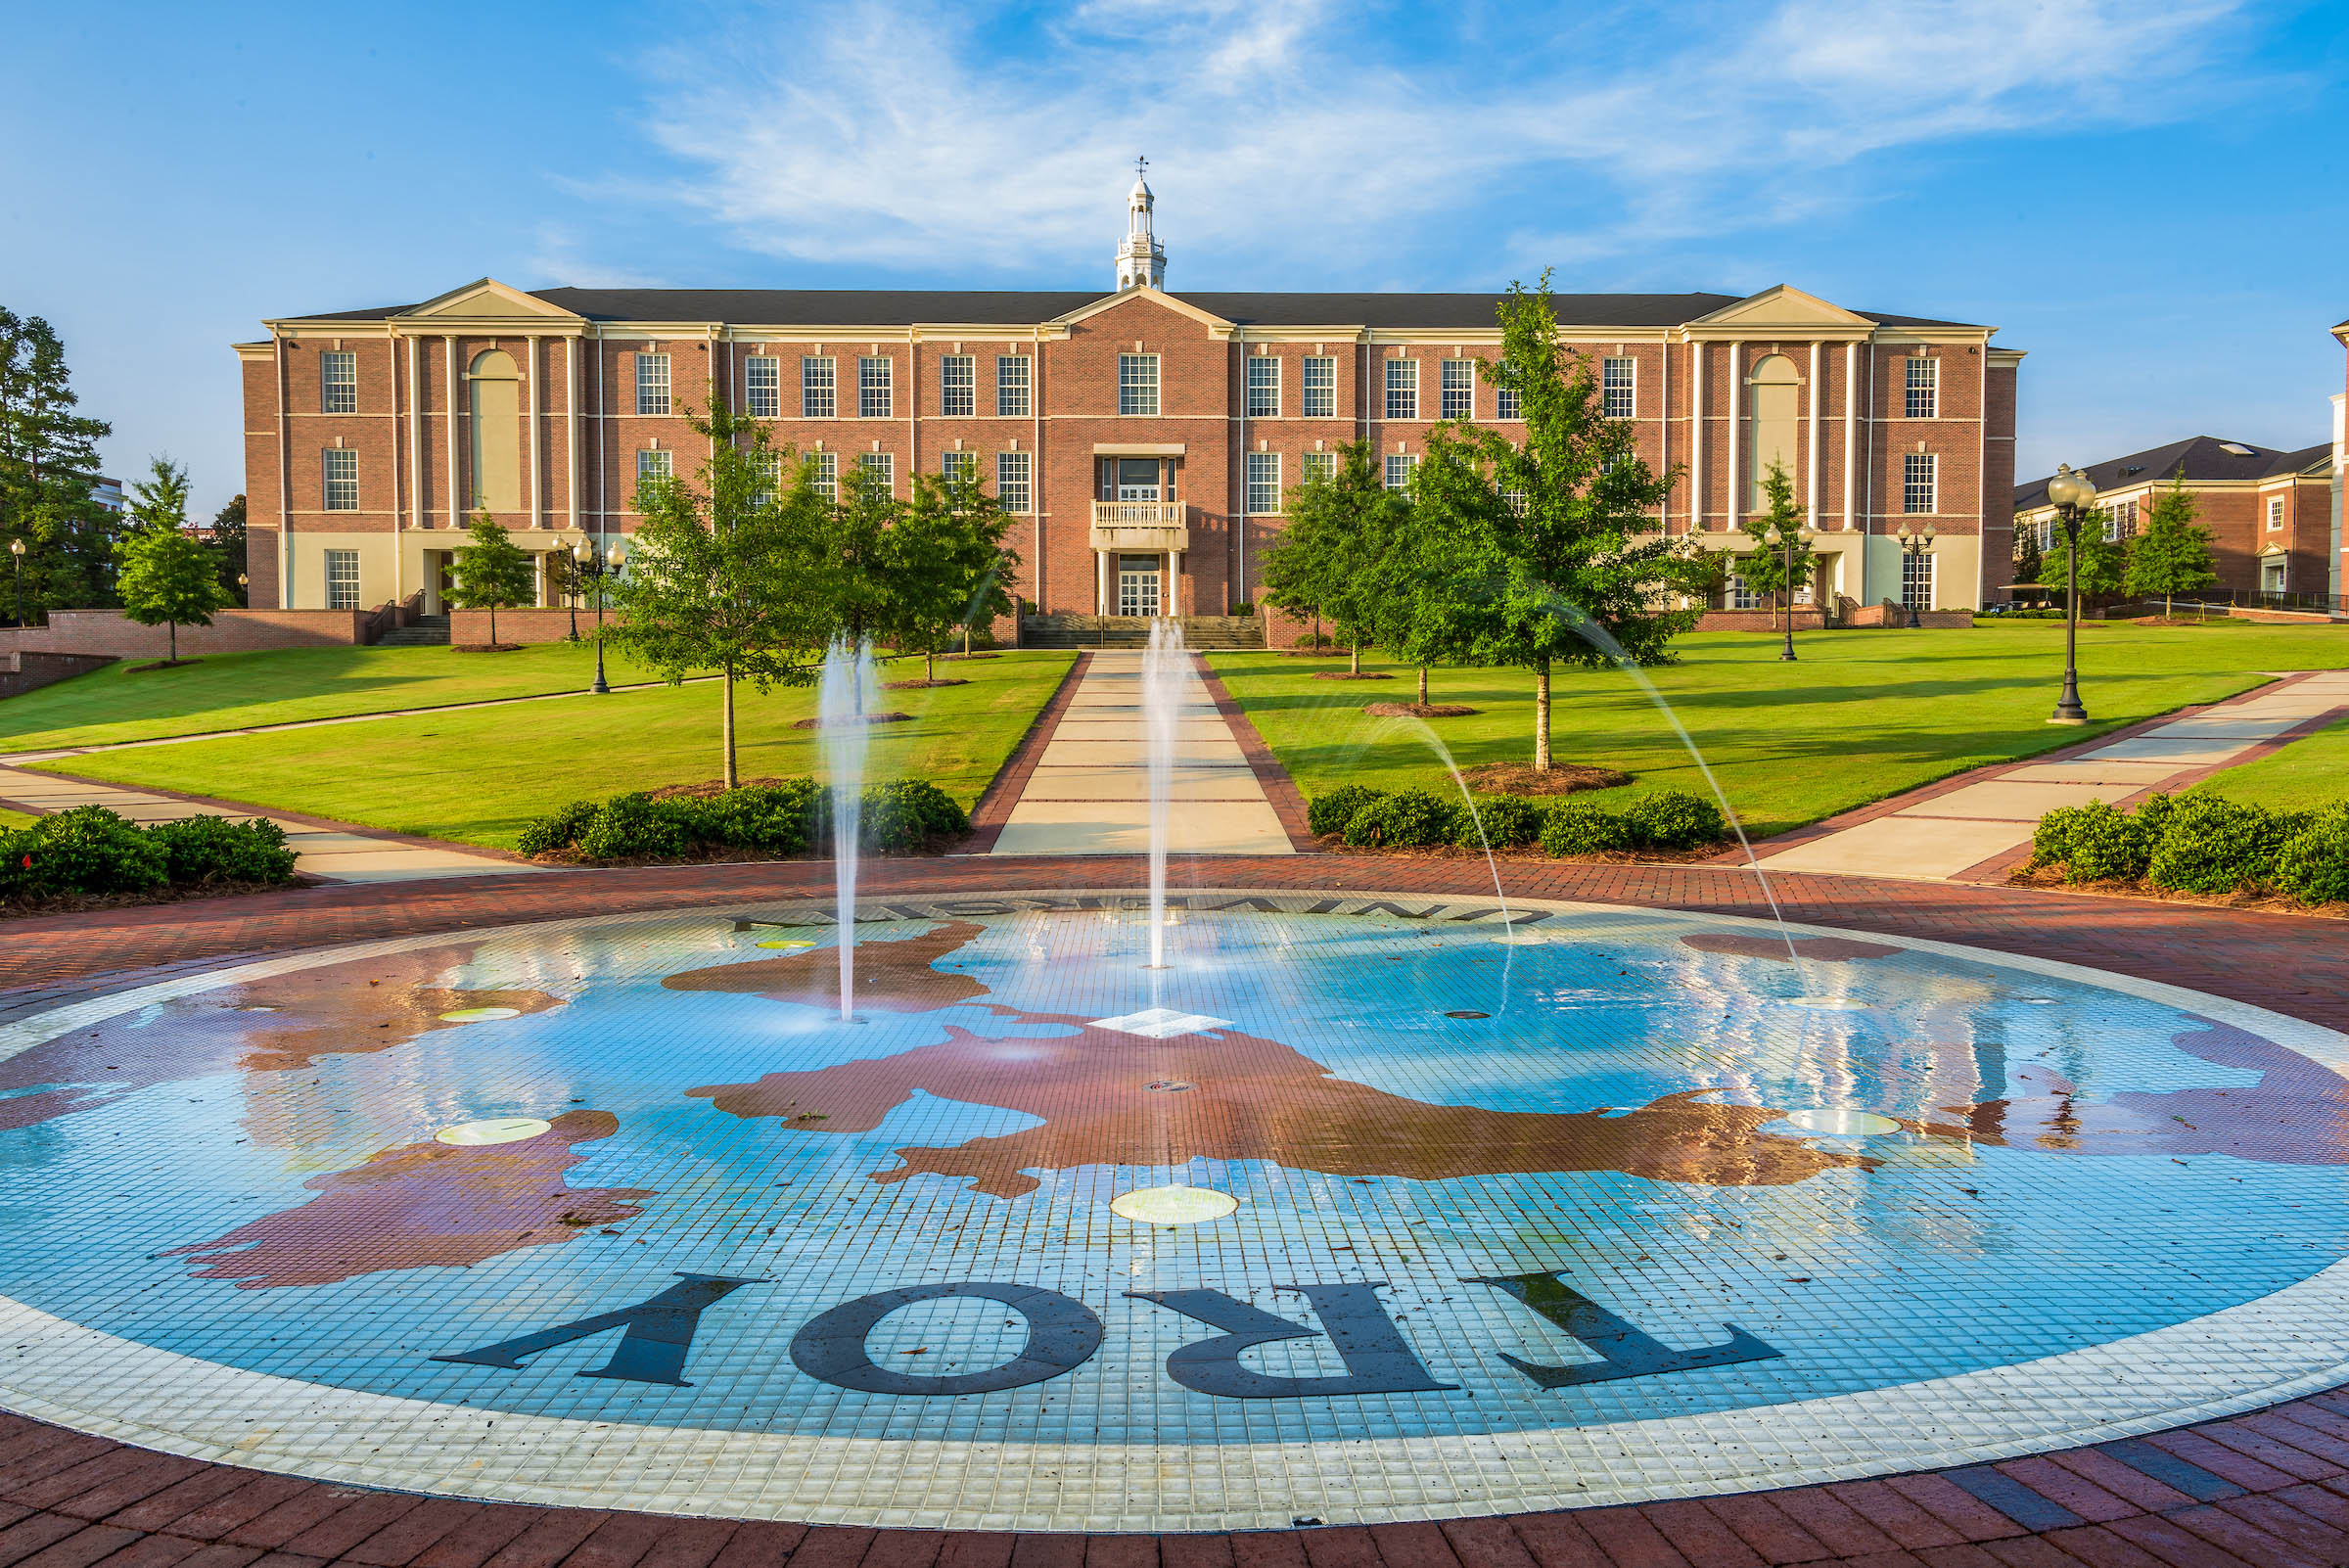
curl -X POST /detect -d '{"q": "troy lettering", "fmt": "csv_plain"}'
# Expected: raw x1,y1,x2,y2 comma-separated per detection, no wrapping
1465,1270,1781,1389
433,1272,761,1387
1128,1282,1458,1399
791,1282,1104,1395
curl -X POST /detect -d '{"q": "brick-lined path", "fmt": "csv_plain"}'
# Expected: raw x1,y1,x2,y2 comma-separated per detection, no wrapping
2,856,2348,1567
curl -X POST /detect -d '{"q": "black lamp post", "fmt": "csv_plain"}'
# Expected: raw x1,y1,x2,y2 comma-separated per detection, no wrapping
571,536,622,695
8,537,22,628
1892,522,1937,628
2044,462,2093,725
1776,526,1812,662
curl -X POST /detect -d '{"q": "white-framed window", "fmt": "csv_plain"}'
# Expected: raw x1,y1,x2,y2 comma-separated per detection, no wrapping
1905,356,1938,420
941,354,975,418
1119,353,1160,416
635,352,670,415
859,451,894,489
995,355,1030,417
942,449,977,484
1302,356,1336,418
858,356,893,419
321,350,357,414
1602,357,1635,420
1496,376,1522,421
637,448,672,484
1502,488,1528,515
324,548,360,610
2037,518,2055,552
1441,358,1474,420
811,451,837,500
745,356,779,418
752,450,781,509
2268,497,2286,530
1303,450,1336,484
1903,451,1937,514
1903,551,1935,610
2103,498,2139,542
1384,358,1418,420
322,447,358,511
1383,452,1416,490
1730,573,1762,611
1247,356,1280,418
995,450,1031,512
1245,451,1280,514
802,356,836,418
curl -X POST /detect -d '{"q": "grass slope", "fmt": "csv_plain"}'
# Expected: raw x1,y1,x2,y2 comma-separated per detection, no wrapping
1213,624,2349,839
0,642,686,753
32,653,1074,850
2194,715,2349,814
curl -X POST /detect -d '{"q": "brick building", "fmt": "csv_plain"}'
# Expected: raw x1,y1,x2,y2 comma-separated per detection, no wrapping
236,175,2021,626
2013,436,2334,599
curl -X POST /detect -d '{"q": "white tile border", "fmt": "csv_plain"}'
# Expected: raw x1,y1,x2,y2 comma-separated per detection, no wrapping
1,890,2346,1532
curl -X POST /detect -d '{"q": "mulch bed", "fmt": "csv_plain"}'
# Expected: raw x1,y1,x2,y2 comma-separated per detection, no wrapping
124,659,204,673
1,877,317,923
1313,670,1392,680
1363,702,1479,718
1457,761,1634,796
646,777,794,800
791,711,915,729
885,678,969,690
2005,862,2345,920
940,652,1001,661
450,643,525,653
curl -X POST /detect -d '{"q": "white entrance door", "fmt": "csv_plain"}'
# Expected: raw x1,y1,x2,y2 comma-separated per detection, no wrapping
1118,566,1161,618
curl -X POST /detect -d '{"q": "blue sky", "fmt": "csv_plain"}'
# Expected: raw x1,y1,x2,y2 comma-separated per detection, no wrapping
6,0,2344,517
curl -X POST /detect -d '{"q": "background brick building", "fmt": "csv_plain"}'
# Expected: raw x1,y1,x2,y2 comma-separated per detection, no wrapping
237,179,2021,629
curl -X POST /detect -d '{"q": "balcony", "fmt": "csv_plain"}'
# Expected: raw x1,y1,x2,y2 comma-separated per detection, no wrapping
1089,501,1189,553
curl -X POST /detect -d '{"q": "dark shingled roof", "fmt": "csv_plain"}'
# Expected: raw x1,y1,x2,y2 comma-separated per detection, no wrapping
283,286,1983,332
2016,437,2331,509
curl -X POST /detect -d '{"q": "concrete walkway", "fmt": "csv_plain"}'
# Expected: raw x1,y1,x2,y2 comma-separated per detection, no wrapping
986,650,1293,855
0,768,538,884
1753,670,2349,882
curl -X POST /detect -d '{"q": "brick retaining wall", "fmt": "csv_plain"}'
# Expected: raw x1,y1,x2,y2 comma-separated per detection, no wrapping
0,651,115,699
0,610,374,659
448,607,612,645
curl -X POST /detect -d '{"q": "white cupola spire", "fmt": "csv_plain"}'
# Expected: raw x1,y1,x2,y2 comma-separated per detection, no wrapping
1115,156,1167,291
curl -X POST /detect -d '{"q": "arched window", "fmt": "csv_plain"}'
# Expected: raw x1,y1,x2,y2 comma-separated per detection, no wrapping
467,349,521,514
1745,354,1800,513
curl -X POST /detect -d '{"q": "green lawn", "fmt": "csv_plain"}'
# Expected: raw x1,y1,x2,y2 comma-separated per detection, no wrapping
2195,716,2349,814
0,809,34,831
1212,624,2349,838
0,641,692,754
29,653,1074,850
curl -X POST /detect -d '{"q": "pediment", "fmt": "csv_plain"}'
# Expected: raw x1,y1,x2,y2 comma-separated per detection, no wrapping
1054,287,1234,335
1689,286,1873,330
396,278,581,322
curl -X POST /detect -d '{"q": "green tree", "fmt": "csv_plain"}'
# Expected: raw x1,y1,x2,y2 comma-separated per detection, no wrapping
1412,275,1689,770
0,308,117,616
2038,509,2128,603
209,493,248,602
890,465,1019,679
1259,440,1399,670
1734,459,1816,634
445,512,537,646
2123,468,2219,617
2011,518,2043,594
824,461,902,649
606,400,830,787
113,458,231,663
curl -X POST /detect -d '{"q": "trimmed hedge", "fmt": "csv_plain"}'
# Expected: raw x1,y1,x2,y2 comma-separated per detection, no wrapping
2031,789,2346,906
1303,785,1727,859
0,806,296,903
520,778,967,863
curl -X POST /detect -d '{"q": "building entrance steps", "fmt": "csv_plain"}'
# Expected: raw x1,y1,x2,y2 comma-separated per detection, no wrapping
1750,669,2349,883
984,648,1298,856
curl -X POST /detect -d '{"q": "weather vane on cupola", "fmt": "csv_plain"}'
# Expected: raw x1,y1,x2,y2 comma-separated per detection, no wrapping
1115,156,1167,292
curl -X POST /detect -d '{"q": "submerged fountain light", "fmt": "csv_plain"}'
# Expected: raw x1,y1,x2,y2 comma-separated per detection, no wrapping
438,1007,521,1023
1109,1185,1238,1224
1779,1108,1902,1136
435,1117,552,1146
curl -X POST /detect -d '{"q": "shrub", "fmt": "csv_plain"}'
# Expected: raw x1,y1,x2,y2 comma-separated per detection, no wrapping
1452,793,1545,850
2031,804,2090,868
2058,800,2156,883
2146,794,2294,895
1541,800,1634,857
516,799,599,857
1307,784,1386,838
9,807,168,897
854,779,970,852
1626,791,1727,851
148,815,298,886
1343,789,1455,848
576,793,696,861
2275,805,2349,907
696,781,820,855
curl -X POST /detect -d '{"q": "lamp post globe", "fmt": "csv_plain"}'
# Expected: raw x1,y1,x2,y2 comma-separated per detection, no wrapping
2045,464,2093,725
8,536,23,630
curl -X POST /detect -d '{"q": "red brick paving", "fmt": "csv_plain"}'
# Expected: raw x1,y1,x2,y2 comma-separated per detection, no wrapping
3,858,2349,1567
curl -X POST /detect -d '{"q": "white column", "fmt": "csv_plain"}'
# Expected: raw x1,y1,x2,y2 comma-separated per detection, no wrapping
1725,343,1741,531
1098,550,1110,616
389,328,404,607
1842,342,1858,531
1688,342,1705,530
566,337,581,533
1807,342,1821,526
443,335,459,530
273,332,292,607
529,336,543,530
1171,547,1183,617
407,336,423,533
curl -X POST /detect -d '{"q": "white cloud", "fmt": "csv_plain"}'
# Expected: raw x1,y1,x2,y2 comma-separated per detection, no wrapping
625,0,2256,282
